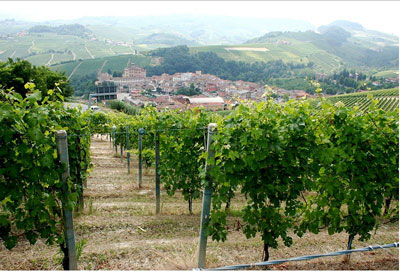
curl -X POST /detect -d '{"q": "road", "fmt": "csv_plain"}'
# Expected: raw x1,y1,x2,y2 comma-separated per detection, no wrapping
64,102,89,112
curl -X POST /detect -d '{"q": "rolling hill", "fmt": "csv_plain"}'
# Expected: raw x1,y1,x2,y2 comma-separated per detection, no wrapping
1,19,398,78
190,23,398,73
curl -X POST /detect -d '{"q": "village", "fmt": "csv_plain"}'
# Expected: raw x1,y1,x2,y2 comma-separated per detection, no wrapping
94,63,314,111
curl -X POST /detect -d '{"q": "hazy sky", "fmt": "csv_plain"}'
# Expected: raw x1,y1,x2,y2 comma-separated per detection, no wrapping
1,1,400,35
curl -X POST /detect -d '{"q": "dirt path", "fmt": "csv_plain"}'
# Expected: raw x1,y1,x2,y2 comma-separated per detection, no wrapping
85,44,95,59
0,137,398,270
45,54,54,66
98,60,107,75
109,45,116,55
28,40,35,54
68,61,82,79
9,50,16,58
71,50,76,61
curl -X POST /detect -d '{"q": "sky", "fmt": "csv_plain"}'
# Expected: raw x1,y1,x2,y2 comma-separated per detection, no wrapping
1,1,400,35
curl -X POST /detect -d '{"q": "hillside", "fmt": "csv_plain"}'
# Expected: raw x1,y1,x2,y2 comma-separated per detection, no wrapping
1,19,398,75
190,22,398,73
0,31,140,66
54,15,315,45
137,33,198,47
51,54,151,78
313,88,399,111
0,16,316,66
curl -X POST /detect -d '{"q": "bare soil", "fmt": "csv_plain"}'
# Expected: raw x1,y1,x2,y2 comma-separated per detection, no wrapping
0,137,398,270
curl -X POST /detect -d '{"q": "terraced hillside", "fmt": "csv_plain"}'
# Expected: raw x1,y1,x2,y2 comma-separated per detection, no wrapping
190,25,398,73
314,88,399,112
51,54,151,78
190,41,341,73
0,33,138,66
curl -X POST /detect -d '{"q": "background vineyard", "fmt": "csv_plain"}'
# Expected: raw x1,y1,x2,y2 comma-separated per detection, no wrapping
312,87,399,111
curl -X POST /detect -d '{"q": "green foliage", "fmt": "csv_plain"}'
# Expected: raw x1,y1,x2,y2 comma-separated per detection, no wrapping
106,100,140,115
82,110,111,134
206,96,398,254
134,149,154,168
176,84,201,96
0,82,91,250
298,99,399,242
208,99,318,248
69,72,97,97
0,58,73,98
158,110,212,213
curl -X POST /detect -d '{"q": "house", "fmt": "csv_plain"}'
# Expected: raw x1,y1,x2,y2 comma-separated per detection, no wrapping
92,84,117,101
178,96,225,111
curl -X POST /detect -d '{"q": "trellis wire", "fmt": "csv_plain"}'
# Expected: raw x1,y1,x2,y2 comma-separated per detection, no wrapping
67,131,125,137
154,127,208,132
201,242,399,270
64,127,207,138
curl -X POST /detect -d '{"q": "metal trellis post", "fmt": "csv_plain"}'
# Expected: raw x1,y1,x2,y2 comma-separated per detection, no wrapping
155,132,161,214
197,123,217,269
138,128,145,189
56,130,78,270
126,126,130,174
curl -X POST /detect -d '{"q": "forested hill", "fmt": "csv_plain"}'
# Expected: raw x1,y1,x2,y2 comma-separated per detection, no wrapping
28,24,92,38
146,45,312,83
137,33,198,46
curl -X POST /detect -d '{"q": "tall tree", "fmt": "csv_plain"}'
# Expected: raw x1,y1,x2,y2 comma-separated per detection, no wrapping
0,58,73,98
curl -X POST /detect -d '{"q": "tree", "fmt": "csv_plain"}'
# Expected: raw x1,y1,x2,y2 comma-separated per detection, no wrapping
0,58,73,98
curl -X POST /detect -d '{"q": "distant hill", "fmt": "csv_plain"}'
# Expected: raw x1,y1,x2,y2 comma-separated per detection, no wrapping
235,23,399,72
28,24,92,38
1,18,398,75
59,15,316,45
0,19,36,35
137,33,198,46
325,20,365,31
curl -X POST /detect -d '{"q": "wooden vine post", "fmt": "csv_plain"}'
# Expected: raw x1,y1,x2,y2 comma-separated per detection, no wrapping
56,130,78,270
197,123,217,269
155,132,161,214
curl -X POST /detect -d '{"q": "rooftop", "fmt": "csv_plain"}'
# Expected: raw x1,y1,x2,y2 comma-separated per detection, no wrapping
186,97,224,104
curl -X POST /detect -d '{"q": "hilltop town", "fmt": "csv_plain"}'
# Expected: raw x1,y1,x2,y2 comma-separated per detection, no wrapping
94,63,313,110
